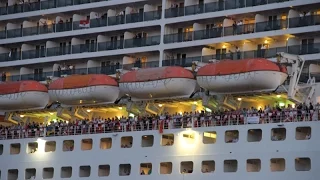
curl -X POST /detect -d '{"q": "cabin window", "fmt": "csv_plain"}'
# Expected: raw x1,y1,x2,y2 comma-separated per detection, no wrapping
161,134,174,146
63,140,74,152
45,141,56,152
180,161,193,174
27,142,38,154
295,158,311,171
25,168,36,179
10,143,20,155
98,165,110,177
100,138,112,149
43,167,54,179
202,160,215,173
224,160,238,172
270,158,285,172
225,130,239,143
81,139,93,151
247,129,262,142
140,163,152,175
247,159,261,172
203,131,217,144
119,164,131,176
8,169,18,180
142,135,154,147
271,128,286,141
121,136,133,148
0,144,3,155
296,127,311,140
160,162,172,174
79,166,91,177
61,166,72,178
182,133,195,144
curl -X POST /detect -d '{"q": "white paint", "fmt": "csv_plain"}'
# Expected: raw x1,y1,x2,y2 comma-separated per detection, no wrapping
197,71,288,94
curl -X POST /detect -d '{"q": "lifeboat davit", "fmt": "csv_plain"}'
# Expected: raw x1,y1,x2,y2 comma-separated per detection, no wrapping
197,58,288,94
48,74,119,106
0,81,49,111
119,66,196,100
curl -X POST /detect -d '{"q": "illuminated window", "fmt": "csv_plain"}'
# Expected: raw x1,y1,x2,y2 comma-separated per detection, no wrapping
27,142,38,154
270,158,285,172
224,160,238,172
225,130,239,143
271,128,286,141
45,141,56,152
140,163,152,175
203,131,217,144
98,165,110,177
81,139,93,151
182,133,195,144
25,168,36,179
160,162,172,174
8,169,18,180
247,129,262,142
247,159,261,172
43,167,54,179
295,158,311,171
180,161,193,174
61,166,72,178
161,134,174,146
10,143,20,155
121,136,133,148
142,135,154,147
79,166,91,177
119,164,131,176
202,161,215,173
296,127,311,140
100,138,112,149
63,140,74,152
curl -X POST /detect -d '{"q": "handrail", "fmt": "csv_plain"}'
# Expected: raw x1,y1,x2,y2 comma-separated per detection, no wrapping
0,111,318,140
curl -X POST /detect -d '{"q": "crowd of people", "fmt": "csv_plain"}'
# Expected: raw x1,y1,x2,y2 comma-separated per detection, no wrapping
0,103,318,140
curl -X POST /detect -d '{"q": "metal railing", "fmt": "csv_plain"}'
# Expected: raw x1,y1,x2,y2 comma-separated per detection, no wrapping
165,0,291,18
0,111,318,140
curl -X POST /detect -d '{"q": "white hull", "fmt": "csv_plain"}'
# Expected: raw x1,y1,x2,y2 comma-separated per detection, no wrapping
0,91,49,111
120,78,196,100
197,71,288,94
49,85,120,106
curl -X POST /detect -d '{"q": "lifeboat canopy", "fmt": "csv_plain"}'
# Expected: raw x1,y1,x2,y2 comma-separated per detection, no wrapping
197,58,288,94
119,66,196,100
0,80,49,111
48,74,119,106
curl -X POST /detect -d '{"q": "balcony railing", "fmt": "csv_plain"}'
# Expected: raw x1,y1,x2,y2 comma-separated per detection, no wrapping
165,0,291,18
124,35,161,48
163,43,320,67
1,0,107,15
0,10,161,40
20,72,53,81
164,15,319,44
98,40,124,51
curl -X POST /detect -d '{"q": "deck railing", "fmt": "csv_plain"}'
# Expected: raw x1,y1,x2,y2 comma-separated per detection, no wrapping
0,111,318,140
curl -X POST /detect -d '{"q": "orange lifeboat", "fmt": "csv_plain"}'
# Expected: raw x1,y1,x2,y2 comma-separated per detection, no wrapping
119,66,196,100
0,81,49,111
197,58,288,94
48,74,119,106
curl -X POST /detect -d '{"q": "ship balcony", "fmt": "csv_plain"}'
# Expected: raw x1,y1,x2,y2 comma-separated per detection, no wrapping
164,14,320,44
165,0,291,18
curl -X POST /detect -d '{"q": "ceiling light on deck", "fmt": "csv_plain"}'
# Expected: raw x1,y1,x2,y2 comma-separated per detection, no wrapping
20,115,25,118
49,112,54,115
118,107,123,110
86,109,92,113
193,101,197,105
158,104,163,107
277,95,281,98
237,98,242,101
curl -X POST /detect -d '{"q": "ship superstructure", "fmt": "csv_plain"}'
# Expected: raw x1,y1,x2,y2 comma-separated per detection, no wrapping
0,0,320,179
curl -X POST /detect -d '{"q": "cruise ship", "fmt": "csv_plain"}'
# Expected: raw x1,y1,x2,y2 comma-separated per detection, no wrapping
0,0,320,179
